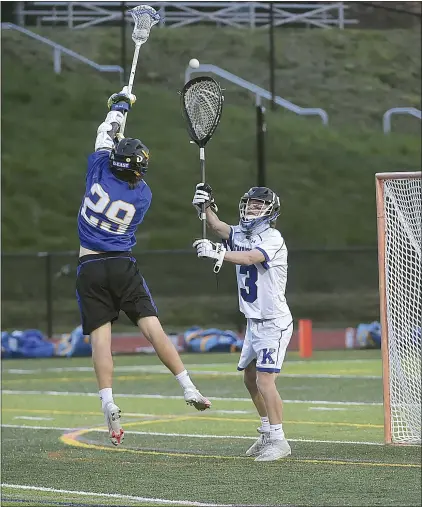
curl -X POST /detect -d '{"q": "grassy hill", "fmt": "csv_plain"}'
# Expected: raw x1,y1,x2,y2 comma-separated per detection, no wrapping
30,26,422,131
1,27,421,253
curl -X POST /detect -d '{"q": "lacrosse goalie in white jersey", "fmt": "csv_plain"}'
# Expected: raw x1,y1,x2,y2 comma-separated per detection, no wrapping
192,184,293,462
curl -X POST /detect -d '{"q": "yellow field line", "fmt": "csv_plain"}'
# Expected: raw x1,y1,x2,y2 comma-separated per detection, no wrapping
60,416,195,447
2,408,382,428
60,428,421,469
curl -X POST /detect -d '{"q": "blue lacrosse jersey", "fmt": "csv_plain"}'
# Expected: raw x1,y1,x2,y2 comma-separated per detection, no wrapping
77,150,152,252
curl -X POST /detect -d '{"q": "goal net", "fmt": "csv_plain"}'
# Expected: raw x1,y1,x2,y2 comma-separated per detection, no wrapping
376,172,421,444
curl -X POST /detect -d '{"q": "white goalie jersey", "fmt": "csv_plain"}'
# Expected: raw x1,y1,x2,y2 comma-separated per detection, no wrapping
224,225,292,321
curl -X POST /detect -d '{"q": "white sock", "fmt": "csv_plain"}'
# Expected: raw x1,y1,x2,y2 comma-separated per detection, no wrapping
260,416,270,433
99,388,114,410
270,423,285,441
175,369,195,390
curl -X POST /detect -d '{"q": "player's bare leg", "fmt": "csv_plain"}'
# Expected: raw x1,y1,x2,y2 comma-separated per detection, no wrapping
91,322,124,446
243,361,271,456
254,371,291,461
244,361,267,417
137,316,211,411
256,371,283,423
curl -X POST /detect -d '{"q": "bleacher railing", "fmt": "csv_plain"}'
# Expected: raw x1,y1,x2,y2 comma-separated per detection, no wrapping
1,22,124,79
383,107,422,134
16,2,358,29
186,64,329,125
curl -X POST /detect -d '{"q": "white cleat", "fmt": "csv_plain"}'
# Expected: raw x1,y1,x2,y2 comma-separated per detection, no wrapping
184,388,211,411
254,438,291,462
245,431,270,457
103,401,124,446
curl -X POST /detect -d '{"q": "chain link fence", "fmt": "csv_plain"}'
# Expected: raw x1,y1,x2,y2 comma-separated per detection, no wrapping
1,248,380,335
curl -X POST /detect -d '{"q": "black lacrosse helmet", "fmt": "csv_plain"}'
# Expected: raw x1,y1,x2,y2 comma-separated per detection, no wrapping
239,187,280,233
110,138,150,184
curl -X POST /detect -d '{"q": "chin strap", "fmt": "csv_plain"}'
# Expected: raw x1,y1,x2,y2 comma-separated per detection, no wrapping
240,219,271,237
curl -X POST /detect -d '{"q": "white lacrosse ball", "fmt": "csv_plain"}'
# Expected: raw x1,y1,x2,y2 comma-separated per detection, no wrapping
189,58,200,69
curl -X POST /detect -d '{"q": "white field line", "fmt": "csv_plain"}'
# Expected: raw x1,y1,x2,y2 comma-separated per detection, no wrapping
1,424,384,446
4,359,378,374
309,407,346,411
13,416,54,421
125,410,252,417
0,483,232,506
1,390,383,406
3,364,381,379
3,424,74,431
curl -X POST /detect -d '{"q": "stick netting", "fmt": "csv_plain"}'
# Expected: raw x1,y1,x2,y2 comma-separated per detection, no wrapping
383,175,421,444
129,5,160,45
183,80,222,141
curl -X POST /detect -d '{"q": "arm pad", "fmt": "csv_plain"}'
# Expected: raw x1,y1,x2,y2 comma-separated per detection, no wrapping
95,111,124,151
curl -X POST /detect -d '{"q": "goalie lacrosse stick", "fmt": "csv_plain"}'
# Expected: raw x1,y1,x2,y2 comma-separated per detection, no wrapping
180,76,224,240
119,5,160,136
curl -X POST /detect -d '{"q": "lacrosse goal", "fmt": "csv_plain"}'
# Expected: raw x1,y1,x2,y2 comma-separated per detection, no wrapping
376,171,422,444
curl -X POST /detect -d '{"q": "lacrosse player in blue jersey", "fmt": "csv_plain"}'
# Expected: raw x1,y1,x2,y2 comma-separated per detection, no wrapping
76,88,211,446
192,184,293,462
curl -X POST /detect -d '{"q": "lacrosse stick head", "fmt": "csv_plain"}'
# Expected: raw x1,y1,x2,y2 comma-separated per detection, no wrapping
129,5,160,46
180,76,224,148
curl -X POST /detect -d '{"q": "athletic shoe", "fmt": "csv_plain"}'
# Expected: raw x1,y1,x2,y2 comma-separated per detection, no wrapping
184,388,211,411
245,431,270,457
254,438,291,462
103,401,124,446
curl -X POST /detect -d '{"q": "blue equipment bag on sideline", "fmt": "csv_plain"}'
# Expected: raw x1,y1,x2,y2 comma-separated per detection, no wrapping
56,325,92,357
184,326,243,353
1,329,55,359
356,322,381,349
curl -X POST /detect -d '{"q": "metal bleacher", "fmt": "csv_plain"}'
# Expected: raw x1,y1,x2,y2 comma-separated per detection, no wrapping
15,2,358,29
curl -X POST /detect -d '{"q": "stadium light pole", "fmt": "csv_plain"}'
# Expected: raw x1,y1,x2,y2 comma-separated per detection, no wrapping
256,96,267,187
121,2,127,82
269,2,276,111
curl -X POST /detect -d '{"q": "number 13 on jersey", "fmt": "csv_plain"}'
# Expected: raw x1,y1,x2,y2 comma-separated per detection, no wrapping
240,265,258,303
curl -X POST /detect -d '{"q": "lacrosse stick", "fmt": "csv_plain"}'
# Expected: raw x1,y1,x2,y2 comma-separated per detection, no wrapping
180,76,224,240
119,5,160,136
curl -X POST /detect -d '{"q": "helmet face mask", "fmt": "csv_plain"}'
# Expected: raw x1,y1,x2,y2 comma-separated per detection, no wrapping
243,199,273,219
239,187,280,233
110,137,150,186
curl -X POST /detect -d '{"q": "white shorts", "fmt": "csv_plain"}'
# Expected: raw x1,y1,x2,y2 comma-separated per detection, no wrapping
237,317,293,373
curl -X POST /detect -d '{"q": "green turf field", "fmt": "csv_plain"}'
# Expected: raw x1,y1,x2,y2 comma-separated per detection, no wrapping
2,350,421,506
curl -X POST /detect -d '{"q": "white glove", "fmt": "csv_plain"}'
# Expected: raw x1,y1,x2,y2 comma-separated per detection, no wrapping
192,183,218,217
193,239,225,273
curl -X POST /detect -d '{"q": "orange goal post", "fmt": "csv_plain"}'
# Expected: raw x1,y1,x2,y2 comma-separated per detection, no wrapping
376,171,421,445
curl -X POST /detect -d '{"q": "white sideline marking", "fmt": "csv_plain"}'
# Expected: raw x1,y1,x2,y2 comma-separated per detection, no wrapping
13,416,54,421
3,364,381,379
1,424,384,446
309,407,347,411
0,483,231,506
124,410,251,417
4,359,378,375
3,424,73,431
213,410,251,414
1,390,383,406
